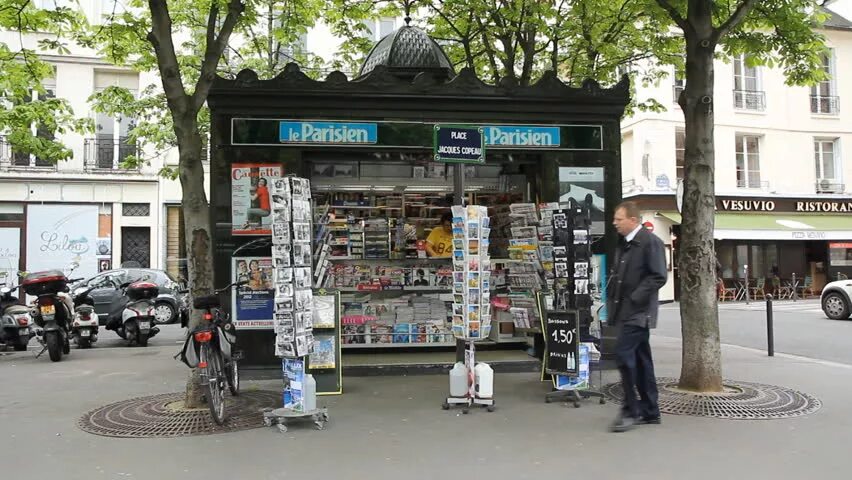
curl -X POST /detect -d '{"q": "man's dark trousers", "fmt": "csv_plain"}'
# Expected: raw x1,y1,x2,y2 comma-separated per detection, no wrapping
615,324,659,419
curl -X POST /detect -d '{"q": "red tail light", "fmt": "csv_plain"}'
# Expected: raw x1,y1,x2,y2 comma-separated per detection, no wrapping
194,331,213,343
198,361,208,368
80,313,91,321
203,313,213,321
17,317,29,326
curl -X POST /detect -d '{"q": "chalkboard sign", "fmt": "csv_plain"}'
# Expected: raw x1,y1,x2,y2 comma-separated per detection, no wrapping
542,310,580,375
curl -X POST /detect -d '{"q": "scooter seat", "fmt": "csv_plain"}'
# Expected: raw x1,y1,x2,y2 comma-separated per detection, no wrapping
193,295,220,309
4,305,30,315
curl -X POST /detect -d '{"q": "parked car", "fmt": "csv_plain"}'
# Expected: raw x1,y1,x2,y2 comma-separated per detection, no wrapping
821,280,852,320
73,269,188,325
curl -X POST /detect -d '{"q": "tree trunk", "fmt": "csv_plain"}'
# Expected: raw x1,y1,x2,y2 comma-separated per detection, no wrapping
677,31,723,392
176,120,214,408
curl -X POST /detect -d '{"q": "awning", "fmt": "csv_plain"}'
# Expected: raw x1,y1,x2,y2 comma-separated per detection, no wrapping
656,211,852,240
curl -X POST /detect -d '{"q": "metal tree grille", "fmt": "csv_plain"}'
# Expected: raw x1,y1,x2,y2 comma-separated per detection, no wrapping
122,203,151,217
603,377,821,420
78,390,281,438
121,227,151,268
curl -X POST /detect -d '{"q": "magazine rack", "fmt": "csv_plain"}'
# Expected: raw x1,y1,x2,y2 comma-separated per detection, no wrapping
540,199,606,408
442,204,496,414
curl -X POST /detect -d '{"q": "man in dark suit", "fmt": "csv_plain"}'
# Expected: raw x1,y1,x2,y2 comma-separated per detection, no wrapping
608,201,668,432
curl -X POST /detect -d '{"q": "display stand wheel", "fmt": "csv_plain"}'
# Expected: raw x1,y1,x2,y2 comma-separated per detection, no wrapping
441,401,450,410
599,397,606,405
264,407,328,434
545,397,552,404
462,408,470,414
487,405,496,413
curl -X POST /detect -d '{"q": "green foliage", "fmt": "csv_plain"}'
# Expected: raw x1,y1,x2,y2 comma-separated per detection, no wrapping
0,0,93,163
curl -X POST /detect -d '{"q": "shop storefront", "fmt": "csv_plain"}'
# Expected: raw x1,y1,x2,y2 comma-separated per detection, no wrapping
632,194,852,300
207,25,629,370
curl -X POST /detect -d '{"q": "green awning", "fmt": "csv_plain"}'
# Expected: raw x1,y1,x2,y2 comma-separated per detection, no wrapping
656,211,852,240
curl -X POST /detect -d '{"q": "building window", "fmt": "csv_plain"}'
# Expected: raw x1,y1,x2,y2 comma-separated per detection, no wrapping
122,203,150,217
815,138,841,193
675,128,685,180
8,80,56,169
87,72,139,170
735,134,762,188
733,55,765,111
673,64,685,103
811,51,838,114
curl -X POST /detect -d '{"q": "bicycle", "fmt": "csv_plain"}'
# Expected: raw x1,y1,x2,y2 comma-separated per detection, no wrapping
180,280,246,425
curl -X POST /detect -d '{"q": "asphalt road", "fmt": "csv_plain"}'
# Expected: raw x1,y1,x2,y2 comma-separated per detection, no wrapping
655,299,852,365
11,323,187,353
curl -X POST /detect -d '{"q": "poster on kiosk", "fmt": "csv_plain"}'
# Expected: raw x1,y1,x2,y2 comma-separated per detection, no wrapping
232,164,284,236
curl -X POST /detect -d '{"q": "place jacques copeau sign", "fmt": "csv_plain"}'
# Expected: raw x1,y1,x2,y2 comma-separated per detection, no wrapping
434,125,485,164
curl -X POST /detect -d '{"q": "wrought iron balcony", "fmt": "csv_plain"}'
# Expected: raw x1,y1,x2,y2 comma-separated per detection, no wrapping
736,178,769,190
0,136,56,170
810,95,839,115
83,137,140,171
816,180,844,194
733,90,766,111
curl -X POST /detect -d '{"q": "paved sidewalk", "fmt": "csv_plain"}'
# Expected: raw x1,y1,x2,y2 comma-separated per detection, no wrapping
1,334,851,480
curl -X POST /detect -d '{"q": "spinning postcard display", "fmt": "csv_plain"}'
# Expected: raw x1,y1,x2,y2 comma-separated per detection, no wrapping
450,205,492,341
271,177,315,359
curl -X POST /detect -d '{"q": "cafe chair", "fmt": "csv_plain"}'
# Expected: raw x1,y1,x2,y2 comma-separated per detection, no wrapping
718,279,738,301
797,276,814,298
749,277,766,300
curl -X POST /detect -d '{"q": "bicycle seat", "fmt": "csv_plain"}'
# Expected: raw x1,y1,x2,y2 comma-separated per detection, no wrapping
193,295,221,309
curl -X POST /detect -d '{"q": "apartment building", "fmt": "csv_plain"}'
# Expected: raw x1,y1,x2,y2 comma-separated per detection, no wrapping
0,0,185,283
622,7,852,301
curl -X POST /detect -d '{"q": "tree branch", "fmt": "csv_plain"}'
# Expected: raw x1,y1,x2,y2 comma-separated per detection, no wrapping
192,0,245,112
654,0,688,31
147,0,190,117
712,0,760,43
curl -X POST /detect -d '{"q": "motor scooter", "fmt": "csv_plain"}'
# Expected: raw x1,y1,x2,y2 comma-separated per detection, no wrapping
70,286,99,349
0,273,35,352
105,281,161,347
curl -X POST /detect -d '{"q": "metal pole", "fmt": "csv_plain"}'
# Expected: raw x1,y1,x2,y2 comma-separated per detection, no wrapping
792,272,797,302
744,265,750,305
766,294,774,357
454,163,465,363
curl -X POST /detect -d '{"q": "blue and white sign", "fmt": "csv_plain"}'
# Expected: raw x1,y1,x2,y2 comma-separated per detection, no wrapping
484,125,560,148
279,121,378,144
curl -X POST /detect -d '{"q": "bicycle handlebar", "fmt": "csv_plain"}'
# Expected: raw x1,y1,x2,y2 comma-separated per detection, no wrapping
213,280,249,295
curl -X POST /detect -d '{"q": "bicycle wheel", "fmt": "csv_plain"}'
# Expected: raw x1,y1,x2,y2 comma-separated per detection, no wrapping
227,358,240,396
201,344,226,425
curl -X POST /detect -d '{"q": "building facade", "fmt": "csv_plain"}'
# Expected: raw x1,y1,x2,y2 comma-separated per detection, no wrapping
622,8,852,301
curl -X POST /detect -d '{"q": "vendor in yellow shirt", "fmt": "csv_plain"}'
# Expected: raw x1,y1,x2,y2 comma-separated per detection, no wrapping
425,212,454,257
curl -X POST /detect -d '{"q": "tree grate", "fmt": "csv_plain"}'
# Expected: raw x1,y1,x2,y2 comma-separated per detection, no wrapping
602,377,821,420
78,390,281,438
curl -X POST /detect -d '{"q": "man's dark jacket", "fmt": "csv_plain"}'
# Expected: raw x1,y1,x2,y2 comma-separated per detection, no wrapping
608,227,668,329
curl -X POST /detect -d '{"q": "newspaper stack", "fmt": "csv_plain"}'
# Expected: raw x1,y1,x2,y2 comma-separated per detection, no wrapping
272,177,315,358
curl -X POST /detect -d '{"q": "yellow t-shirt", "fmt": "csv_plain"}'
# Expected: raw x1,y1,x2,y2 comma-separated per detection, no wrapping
426,227,453,257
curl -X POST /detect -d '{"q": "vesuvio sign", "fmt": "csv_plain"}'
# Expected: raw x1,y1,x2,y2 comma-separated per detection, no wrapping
279,121,377,144
717,198,852,213
433,125,485,164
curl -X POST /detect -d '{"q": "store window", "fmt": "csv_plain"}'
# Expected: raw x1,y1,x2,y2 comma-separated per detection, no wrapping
815,138,840,192
829,243,852,267
675,128,685,180
735,134,761,189
717,243,735,278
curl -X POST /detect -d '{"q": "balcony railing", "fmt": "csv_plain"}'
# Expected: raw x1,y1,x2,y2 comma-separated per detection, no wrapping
83,137,140,171
0,136,56,170
810,95,839,115
737,178,770,190
733,90,766,111
816,180,844,194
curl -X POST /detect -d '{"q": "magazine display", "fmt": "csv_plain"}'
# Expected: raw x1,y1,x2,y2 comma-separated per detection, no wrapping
451,205,492,341
272,176,315,359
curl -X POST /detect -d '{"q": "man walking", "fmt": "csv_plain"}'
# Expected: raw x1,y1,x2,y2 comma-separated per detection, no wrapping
608,201,667,433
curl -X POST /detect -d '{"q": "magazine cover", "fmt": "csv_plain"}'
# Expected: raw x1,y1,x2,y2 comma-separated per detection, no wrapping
393,323,411,343
312,295,336,328
232,257,274,329
231,164,283,235
310,334,337,369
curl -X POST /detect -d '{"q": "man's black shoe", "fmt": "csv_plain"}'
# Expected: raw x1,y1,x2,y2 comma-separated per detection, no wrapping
609,415,637,433
639,416,661,425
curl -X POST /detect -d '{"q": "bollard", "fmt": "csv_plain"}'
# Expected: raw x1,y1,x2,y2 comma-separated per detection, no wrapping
792,272,798,302
766,294,774,357
744,265,750,305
